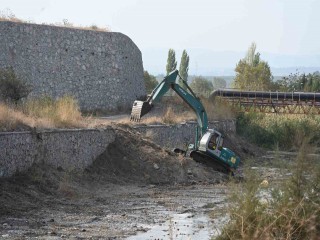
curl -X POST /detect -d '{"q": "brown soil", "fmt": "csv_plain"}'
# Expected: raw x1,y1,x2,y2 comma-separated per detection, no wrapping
84,127,227,185
0,124,262,239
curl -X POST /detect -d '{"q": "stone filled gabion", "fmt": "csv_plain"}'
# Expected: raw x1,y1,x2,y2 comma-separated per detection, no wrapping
0,21,145,111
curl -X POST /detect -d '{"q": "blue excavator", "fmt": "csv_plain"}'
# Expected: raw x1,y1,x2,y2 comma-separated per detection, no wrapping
131,70,240,175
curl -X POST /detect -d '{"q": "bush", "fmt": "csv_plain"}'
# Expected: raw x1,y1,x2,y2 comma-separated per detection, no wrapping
190,76,213,98
0,67,30,103
236,112,320,150
216,143,320,239
144,71,158,93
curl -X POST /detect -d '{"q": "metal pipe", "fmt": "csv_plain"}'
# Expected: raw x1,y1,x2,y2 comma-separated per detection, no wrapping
210,89,320,102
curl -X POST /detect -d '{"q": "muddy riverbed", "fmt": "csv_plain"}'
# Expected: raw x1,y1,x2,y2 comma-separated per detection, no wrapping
0,157,297,240
0,183,229,239
0,126,302,239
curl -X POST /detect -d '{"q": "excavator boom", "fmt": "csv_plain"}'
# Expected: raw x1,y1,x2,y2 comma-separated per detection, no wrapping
131,70,208,142
130,70,240,174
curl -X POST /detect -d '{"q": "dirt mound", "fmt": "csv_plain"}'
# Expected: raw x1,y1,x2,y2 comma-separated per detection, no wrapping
0,163,73,216
223,133,265,162
84,126,226,184
0,126,228,217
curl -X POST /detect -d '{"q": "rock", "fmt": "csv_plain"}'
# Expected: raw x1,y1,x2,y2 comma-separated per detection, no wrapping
153,163,160,170
2,223,8,227
49,231,57,235
260,179,269,188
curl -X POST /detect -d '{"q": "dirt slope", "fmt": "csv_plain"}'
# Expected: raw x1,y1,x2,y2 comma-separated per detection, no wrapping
0,125,262,239
84,127,227,184
0,126,226,216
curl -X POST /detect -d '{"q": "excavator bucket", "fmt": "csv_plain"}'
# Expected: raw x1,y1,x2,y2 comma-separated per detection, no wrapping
130,100,152,121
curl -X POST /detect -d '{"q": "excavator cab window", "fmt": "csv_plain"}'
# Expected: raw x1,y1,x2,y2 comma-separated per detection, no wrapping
208,133,220,150
218,138,223,150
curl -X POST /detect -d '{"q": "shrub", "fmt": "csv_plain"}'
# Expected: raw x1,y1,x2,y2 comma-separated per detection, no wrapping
0,67,30,103
162,106,176,124
216,143,320,240
236,112,320,150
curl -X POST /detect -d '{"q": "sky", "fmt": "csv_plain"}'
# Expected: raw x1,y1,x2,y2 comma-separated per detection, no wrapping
1,0,320,74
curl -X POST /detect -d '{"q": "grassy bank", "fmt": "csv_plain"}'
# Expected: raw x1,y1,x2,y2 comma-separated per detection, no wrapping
236,112,320,150
0,96,84,131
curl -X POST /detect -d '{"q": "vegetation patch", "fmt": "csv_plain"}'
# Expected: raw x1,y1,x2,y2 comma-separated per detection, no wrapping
0,11,110,32
236,112,320,150
0,96,84,131
0,67,30,104
216,143,320,240
24,96,83,128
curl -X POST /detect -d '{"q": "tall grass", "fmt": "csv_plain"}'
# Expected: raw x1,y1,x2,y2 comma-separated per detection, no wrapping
202,98,236,121
216,142,320,240
0,96,83,131
237,112,320,150
0,103,26,131
24,96,83,128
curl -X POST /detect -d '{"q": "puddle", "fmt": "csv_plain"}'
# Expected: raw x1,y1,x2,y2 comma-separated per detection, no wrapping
127,212,227,240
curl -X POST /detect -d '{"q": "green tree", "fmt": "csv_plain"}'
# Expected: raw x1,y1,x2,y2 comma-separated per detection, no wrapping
178,50,189,88
212,77,227,89
274,71,320,92
143,71,158,93
233,42,272,91
166,49,177,75
190,76,213,98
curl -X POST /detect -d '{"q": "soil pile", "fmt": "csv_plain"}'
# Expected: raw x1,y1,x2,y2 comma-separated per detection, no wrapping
84,126,226,184
0,125,226,217
223,132,264,162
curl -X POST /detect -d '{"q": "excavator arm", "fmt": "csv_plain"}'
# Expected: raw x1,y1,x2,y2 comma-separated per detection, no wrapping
131,70,241,174
131,70,208,145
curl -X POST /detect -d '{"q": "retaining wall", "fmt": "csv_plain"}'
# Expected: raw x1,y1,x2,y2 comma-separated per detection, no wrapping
134,120,236,149
0,128,115,178
0,120,236,178
0,21,145,111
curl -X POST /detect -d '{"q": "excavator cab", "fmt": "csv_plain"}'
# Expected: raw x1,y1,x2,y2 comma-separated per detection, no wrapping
198,130,240,172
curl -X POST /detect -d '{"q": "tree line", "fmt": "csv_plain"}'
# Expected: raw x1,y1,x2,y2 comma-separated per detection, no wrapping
144,49,226,97
233,42,320,92
144,43,320,97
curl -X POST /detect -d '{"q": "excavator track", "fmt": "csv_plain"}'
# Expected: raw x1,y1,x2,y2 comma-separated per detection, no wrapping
190,150,234,175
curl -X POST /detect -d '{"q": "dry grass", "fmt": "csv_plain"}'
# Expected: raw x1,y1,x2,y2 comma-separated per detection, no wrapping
237,112,320,149
24,96,83,128
0,96,85,131
0,11,110,32
217,142,320,240
52,19,110,32
162,107,177,124
0,103,28,131
0,11,23,23
202,98,236,120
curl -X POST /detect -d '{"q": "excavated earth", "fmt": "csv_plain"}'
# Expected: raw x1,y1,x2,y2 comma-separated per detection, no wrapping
0,125,268,239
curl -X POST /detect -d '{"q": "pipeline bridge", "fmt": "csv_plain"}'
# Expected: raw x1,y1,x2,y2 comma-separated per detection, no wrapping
210,89,320,114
